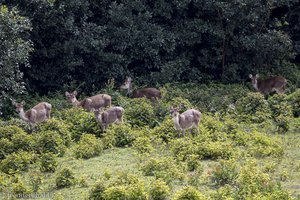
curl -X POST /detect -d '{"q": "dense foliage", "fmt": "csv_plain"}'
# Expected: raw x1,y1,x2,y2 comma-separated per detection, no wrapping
0,0,299,101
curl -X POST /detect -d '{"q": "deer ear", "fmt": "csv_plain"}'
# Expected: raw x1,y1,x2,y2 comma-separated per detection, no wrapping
21,101,25,105
65,92,70,97
249,74,253,78
73,91,77,96
255,74,259,78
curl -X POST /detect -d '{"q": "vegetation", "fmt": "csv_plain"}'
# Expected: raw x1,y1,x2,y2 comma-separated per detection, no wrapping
0,84,299,199
0,0,299,199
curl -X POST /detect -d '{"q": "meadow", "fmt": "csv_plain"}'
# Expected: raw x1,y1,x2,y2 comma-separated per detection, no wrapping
0,82,299,200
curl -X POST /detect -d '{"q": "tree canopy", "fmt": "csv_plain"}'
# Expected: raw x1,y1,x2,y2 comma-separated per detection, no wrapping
1,0,300,96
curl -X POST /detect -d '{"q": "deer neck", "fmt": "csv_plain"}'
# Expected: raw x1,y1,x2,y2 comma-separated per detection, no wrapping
173,113,181,129
71,97,81,107
252,80,259,91
18,108,29,122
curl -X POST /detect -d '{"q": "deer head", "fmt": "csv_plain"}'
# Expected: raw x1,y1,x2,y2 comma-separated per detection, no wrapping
65,91,78,104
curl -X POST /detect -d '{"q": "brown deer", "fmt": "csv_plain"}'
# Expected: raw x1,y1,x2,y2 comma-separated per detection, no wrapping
12,101,52,128
120,77,161,101
65,91,111,111
93,106,124,132
249,74,287,94
170,105,202,137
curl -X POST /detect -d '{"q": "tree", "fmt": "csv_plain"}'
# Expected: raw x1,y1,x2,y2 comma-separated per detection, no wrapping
0,5,32,115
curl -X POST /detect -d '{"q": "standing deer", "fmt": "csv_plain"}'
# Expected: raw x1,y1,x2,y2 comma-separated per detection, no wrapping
12,101,52,128
120,77,161,101
249,74,287,94
65,91,111,112
170,105,202,137
93,106,124,132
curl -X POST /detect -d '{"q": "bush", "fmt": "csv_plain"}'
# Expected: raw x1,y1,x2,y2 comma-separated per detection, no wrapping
247,131,284,158
0,125,34,160
35,118,72,146
55,108,100,141
102,185,128,200
152,119,177,143
0,151,34,174
34,130,66,156
235,92,271,123
89,181,106,200
55,168,76,188
268,94,293,133
211,160,238,186
102,124,135,148
149,179,170,200
39,153,58,173
141,157,185,183
73,134,103,159
133,136,154,154
287,89,300,117
235,160,291,199
172,186,206,200
125,98,156,127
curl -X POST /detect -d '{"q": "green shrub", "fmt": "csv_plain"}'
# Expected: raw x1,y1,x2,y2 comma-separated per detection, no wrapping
0,151,34,174
247,131,284,158
11,179,31,195
186,154,202,172
211,160,238,186
34,130,66,156
55,108,100,140
55,168,76,188
197,141,235,160
29,171,42,192
0,125,26,140
169,138,198,161
235,160,291,199
73,134,103,159
141,157,185,183
133,136,154,154
102,185,128,200
0,125,34,160
102,124,135,148
287,89,300,117
235,92,271,123
152,119,177,143
89,180,106,200
125,98,156,127
172,186,206,200
149,179,170,200
268,94,292,133
39,153,58,173
35,118,72,146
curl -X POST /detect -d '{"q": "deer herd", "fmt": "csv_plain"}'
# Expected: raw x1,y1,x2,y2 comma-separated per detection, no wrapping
12,74,287,136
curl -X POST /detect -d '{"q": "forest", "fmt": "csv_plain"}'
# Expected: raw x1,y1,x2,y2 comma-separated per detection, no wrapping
0,0,300,199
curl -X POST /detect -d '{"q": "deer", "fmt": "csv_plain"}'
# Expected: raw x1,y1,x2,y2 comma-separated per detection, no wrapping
249,74,287,94
12,100,52,128
93,106,124,132
170,105,202,137
65,91,111,112
120,77,161,101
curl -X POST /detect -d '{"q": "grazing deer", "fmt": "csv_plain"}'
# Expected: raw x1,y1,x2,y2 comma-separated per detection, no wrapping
65,91,111,111
12,101,52,128
120,77,161,101
93,106,124,132
170,105,202,137
249,74,287,94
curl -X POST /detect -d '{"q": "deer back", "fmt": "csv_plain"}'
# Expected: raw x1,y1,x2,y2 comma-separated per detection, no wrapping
178,109,201,129
132,88,161,100
98,106,124,124
27,102,52,123
257,76,287,94
82,94,111,111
